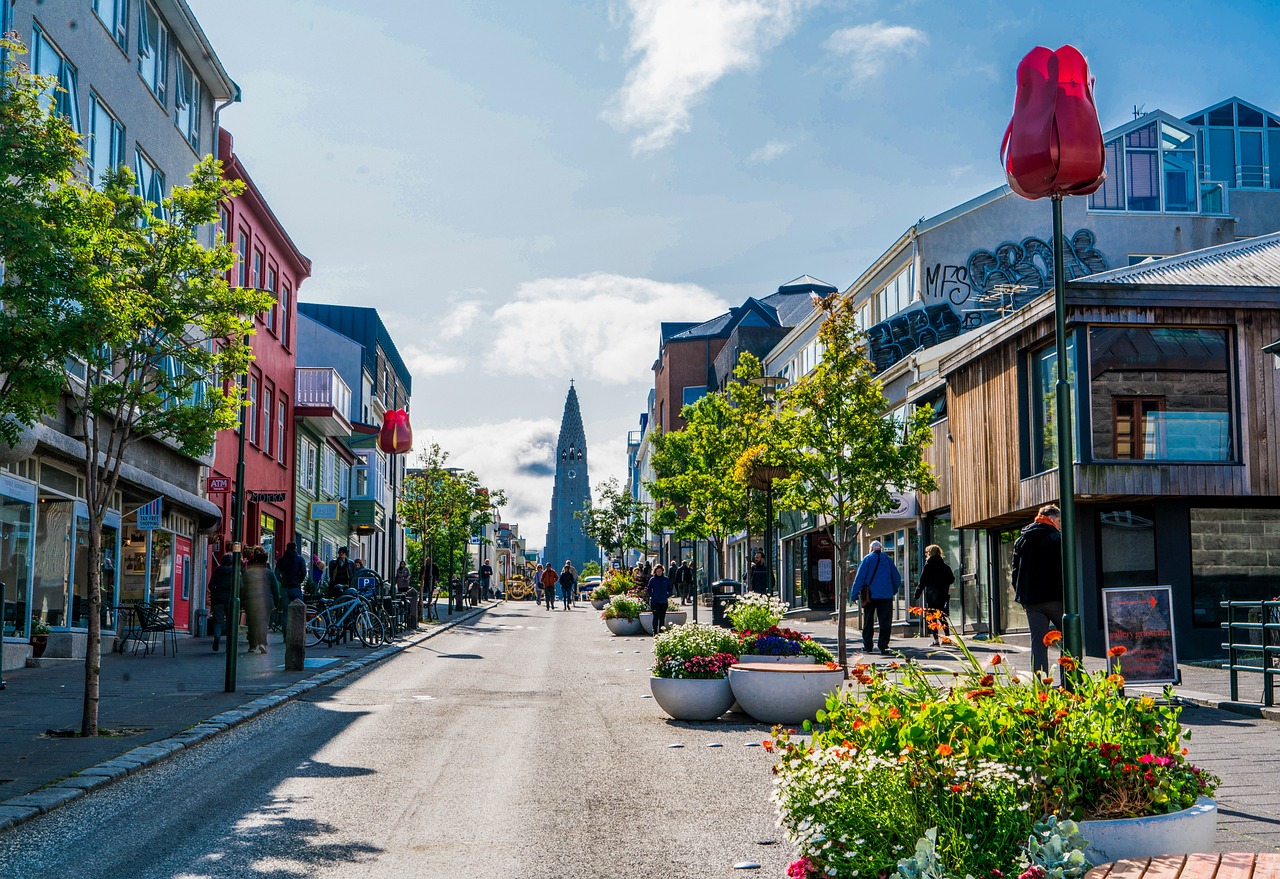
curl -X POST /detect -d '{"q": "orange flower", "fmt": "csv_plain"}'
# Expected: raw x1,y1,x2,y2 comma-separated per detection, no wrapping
1106,673,1125,686
967,688,996,700
1058,656,1078,671
1037,692,1049,702
762,739,774,752
1021,708,1038,716
936,743,953,756
909,606,924,616
1107,645,1127,658
825,661,841,671
940,636,953,645
979,673,995,687
1042,630,1063,647
888,707,901,719
988,653,1003,666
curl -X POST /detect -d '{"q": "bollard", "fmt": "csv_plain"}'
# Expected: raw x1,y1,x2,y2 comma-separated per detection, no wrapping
285,599,306,671
408,588,421,629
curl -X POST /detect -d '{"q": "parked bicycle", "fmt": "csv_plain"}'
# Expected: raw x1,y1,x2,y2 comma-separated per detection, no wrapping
305,591,382,647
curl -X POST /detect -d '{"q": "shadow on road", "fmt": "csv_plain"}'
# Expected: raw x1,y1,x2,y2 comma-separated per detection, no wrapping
187,805,383,878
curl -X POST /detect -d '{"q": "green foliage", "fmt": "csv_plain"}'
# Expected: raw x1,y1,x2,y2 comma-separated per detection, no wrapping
581,561,601,577
769,631,1218,879
725,592,789,632
797,638,835,663
602,568,632,595
31,619,52,636
893,818,1089,879
652,622,742,678
590,584,611,601
601,594,645,621
575,477,645,567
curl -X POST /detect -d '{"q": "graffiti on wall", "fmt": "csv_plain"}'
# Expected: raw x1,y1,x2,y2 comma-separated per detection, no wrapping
869,228,1109,372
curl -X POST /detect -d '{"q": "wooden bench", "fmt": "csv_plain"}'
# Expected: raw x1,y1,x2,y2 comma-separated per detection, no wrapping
1086,853,1280,879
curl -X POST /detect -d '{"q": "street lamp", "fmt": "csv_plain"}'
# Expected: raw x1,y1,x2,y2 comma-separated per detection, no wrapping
444,466,464,613
224,339,250,694
748,374,788,602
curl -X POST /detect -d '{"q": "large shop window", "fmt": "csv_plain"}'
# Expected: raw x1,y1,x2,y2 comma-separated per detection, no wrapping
1029,337,1077,474
1190,508,1280,628
1088,326,1233,462
1,486,35,638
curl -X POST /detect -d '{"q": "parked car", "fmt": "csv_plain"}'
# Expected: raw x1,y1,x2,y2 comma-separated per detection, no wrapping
579,575,602,599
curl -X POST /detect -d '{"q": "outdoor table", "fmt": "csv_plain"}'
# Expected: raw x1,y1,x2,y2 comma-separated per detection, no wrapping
111,605,145,654
1085,853,1280,879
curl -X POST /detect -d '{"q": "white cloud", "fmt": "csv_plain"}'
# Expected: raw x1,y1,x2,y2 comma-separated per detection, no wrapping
825,21,927,83
606,0,815,153
746,140,793,165
488,273,729,385
403,347,466,377
438,302,483,340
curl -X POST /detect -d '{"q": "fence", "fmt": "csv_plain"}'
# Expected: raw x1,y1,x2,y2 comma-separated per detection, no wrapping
1220,599,1280,706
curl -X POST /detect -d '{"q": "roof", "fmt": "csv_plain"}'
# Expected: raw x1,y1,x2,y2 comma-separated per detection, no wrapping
162,0,238,103
1075,231,1280,288
778,275,838,294
667,277,823,343
296,304,413,395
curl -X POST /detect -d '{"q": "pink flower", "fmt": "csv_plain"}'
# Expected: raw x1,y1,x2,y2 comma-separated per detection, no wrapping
787,857,817,878
1138,754,1154,765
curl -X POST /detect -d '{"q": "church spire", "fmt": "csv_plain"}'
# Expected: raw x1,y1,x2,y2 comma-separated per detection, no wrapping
544,383,597,568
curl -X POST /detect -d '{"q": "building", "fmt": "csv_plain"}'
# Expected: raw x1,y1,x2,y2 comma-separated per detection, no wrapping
543,383,597,571
296,304,412,578
208,128,312,571
2,0,235,666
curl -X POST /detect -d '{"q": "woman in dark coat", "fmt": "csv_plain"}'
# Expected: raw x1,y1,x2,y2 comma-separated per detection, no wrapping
558,562,577,610
913,544,955,646
243,546,277,654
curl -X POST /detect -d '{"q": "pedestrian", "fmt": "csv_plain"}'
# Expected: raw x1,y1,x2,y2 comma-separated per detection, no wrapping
275,542,308,639
1012,504,1064,675
480,558,494,599
852,540,902,655
749,550,768,594
395,560,411,593
533,563,545,604
675,559,694,605
559,561,577,610
243,546,277,654
648,563,673,633
207,552,235,652
310,555,325,595
632,562,649,595
913,544,955,646
327,546,355,597
540,563,559,610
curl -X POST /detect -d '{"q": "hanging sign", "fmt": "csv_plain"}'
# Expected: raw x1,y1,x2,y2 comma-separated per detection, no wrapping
206,476,230,493
134,497,163,531
249,491,287,504
1102,586,1178,685
309,502,340,521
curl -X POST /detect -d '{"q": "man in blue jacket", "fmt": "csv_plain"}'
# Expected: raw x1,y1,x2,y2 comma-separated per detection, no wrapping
852,540,902,654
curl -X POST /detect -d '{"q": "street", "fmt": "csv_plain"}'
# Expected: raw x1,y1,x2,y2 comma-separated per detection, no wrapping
0,606,792,879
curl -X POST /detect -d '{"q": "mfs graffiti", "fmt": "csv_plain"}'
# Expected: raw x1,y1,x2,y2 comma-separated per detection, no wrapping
867,228,1108,372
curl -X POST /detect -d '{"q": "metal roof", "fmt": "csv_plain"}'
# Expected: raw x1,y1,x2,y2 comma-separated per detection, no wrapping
1074,231,1280,288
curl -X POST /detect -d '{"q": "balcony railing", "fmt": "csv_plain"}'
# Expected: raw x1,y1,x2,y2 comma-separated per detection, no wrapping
296,367,352,415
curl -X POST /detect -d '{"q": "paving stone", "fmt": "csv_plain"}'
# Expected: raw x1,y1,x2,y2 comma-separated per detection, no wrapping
5,787,85,813
56,776,111,792
0,804,41,829
76,766,128,780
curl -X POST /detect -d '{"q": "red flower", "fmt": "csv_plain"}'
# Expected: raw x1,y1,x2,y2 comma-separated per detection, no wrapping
1058,656,1078,671
979,673,995,687
936,743,954,756
1001,46,1106,199
1108,645,1127,657
1042,630,1063,647
762,740,775,752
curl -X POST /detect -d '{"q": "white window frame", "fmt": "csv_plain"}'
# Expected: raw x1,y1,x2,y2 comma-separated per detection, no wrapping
137,1,168,103
173,51,201,151
277,398,287,463
87,92,125,189
133,148,166,221
32,24,81,133
92,0,129,51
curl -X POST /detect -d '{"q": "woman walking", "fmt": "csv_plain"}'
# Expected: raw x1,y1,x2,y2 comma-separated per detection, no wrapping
558,561,577,610
647,564,673,634
243,546,277,654
913,544,955,646
540,564,559,610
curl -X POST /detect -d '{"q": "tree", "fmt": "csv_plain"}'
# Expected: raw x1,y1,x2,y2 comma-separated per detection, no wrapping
772,293,937,671
575,477,646,571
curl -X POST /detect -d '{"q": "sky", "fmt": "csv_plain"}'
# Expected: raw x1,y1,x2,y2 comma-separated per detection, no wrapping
186,0,1280,550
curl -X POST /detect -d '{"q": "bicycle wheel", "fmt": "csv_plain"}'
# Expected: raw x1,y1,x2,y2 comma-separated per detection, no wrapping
305,608,334,648
354,610,383,647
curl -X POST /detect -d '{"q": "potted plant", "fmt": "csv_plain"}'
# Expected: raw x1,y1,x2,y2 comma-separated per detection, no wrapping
590,584,611,610
601,594,646,636
650,622,743,720
30,619,51,658
767,626,1220,879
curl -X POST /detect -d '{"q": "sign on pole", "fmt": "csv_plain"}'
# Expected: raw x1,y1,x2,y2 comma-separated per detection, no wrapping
1102,586,1178,684
206,476,230,493
133,497,163,531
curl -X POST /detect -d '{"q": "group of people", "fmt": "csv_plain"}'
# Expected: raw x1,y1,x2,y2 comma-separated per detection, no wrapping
535,561,579,610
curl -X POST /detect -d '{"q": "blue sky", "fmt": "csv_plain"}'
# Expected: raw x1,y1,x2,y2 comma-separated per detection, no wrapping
186,0,1280,545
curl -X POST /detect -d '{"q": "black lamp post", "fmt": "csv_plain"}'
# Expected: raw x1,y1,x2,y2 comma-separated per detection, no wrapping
224,350,249,693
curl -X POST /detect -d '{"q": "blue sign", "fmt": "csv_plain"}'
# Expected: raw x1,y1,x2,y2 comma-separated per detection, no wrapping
134,497,163,531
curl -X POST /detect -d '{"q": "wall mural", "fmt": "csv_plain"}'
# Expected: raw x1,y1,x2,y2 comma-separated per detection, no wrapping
868,228,1108,372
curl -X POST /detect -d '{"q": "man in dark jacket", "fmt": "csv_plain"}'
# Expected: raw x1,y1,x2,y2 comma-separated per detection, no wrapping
674,559,694,605
208,553,235,652
327,547,355,597
276,543,307,603
1012,504,1063,675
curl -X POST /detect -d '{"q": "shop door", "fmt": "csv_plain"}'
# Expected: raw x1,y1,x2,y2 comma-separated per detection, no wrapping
807,530,835,609
172,535,192,632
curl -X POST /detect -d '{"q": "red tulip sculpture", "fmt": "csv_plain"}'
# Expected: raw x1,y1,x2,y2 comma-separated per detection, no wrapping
1001,45,1105,200
377,409,413,455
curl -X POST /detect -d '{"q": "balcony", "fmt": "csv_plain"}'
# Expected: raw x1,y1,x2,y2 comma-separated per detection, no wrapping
295,367,353,436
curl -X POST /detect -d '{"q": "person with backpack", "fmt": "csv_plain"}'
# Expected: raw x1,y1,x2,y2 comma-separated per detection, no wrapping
540,564,559,610
558,561,577,610
913,544,956,646
852,540,902,655
207,553,235,652
1012,504,1063,675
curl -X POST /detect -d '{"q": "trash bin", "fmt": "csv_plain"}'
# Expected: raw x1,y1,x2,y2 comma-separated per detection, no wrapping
709,579,742,628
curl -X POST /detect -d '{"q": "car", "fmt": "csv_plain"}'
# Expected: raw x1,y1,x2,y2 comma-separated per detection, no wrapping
579,575,602,599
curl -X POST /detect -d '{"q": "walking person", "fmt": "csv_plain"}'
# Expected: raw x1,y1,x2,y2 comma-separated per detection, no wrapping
852,540,902,655
480,558,494,599
395,560,412,593
913,545,955,646
540,564,558,610
207,553,235,652
243,546,277,654
559,561,577,610
674,559,693,605
647,564,673,634
533,563,545,604
749,550,768,595
275,542,308,638
1012,504,1064,675
327,546,355,597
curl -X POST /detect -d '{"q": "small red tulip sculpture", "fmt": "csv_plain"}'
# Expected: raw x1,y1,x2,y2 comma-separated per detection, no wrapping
377,409,413,455
1001,45,1106,200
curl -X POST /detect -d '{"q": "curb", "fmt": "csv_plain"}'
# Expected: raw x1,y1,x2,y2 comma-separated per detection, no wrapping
0,602,495,834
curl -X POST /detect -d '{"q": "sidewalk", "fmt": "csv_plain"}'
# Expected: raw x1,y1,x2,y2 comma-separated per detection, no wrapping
0,600,493,830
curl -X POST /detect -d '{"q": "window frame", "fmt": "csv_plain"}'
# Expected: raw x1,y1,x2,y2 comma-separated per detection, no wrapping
137,1,168,104
32,23,81,133
261,386,273,456
276,397,287,464
173,50,201,151
92,0,130,51
247,374,259,447
133,148,166,221
87,91,126,189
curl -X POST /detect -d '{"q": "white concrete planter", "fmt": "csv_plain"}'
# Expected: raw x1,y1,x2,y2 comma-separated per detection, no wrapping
738,654,815,664
650,675,735,721
591,599,608,611
728,663,845,725
640,611,688,634
1078,797,1217,866
605,616,643,636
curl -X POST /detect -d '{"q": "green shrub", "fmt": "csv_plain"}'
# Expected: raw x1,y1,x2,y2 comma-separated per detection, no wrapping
590,584,610,601
653,622,742,678
726,592,789,632
602,594,645,621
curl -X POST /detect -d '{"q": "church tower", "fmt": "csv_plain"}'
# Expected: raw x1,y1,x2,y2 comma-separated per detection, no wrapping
544,382,598,570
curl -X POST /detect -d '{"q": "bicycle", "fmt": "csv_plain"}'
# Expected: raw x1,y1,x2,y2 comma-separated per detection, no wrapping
305,592,381,647
506,576,535,601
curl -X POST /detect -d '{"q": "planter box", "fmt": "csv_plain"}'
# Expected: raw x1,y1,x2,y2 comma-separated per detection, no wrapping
650,676,735,721
1078,797,1217,866
640,611,688,634
605,617,644,636
728,663,845,725
738,654,815,664
591,599,608,611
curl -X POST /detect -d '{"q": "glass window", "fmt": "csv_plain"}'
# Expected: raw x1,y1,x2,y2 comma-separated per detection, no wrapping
281,284,292,349
1239,130,1264,188
87,93,126,189
247,375,259,445
33,495,75,628
236,231,249,287
138,1,168,103
681,386,706,407
32,25,81,133
265,266,277,332
1161,124,1196,212
72,519,119,628
339,461,351,501
92,0,129,49
1029,338,1076,474
133,149,165,220
262,388,273,454
1207,127,1236,187
174,52,200,150
1,488,35,638
277,398,287,463
1088,326,1232,462
322,446,336,499
1238,104,1264,128
1269,131,1280,191
1190,508,1280,628
251,249,262,290
1207,104,1235,127
1126,149,1159,211
1090,140,1126,210
149,529,173,613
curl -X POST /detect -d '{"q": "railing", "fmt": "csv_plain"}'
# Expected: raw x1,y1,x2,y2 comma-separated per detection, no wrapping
295,367,352,416
1220,599,1280,706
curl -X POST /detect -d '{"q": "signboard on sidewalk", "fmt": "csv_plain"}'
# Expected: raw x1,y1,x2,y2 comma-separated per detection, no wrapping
1102,586,1178,684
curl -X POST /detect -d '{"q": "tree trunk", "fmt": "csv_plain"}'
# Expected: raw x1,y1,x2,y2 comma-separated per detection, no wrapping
81,515,102,737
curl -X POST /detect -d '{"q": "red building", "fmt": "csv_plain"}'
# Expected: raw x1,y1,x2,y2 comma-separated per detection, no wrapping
209,128,312,579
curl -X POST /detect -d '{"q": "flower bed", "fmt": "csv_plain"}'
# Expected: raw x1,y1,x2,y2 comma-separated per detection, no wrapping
769,630,1218,879
738,626,834,663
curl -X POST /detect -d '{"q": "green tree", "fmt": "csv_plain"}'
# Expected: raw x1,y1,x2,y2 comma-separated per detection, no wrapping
773,293,937,670
575,477,646,570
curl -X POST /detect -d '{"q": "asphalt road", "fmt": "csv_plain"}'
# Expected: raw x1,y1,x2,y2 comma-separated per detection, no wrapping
0,604,795,879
